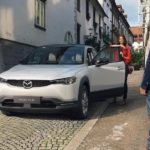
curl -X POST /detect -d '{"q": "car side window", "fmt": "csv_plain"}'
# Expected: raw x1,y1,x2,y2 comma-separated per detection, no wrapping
93,47,122,64
106,48,113,61
94,48,112,62
110,47,122,62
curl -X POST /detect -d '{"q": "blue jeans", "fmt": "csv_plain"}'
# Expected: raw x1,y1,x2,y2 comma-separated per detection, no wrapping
146,90,150,117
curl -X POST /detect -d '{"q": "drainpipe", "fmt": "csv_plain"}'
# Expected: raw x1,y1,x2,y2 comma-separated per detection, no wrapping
111,8,114,44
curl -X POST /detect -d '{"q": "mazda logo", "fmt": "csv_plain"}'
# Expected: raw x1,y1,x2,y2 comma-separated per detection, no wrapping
23,80,32,89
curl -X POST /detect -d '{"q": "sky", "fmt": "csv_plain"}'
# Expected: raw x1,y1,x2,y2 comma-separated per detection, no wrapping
115,0,139,26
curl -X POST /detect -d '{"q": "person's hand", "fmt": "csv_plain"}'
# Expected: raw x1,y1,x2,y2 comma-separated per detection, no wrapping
140,87,147,96
110,45,120,48
119,51,123,60
120,51,123,57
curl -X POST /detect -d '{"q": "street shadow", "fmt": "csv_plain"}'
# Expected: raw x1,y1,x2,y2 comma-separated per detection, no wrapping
96,85,147,119
10,111,86,121
4,98,107,121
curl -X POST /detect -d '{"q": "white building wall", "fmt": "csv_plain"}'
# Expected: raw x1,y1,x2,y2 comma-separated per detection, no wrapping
145,4,150,63
95,10,100,33
144,27,150,63
76,0,87,44
145,38,150,64
98,0,104,7
141,0,150,63
98,0,112,47
77,1,94,44
0,0,75,46
98,0,112,32
77,0,104,44
138,0,150,64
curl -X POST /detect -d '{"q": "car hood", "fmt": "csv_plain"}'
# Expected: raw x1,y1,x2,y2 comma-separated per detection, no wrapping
0,64,86,80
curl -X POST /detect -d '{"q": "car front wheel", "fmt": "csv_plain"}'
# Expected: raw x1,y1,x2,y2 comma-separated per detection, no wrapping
77,85,89,119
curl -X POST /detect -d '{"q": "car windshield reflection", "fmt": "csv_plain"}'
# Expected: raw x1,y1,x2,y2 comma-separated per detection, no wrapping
20,46,84,65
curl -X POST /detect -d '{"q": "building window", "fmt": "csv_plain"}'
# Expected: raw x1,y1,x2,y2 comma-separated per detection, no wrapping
35,0,46,30
77,23,81,44
93,6,97,33
107,26,109,35
140,0,147,5
77,0,80,12
93,6,96,25
134,34,138,38
104,23,106,34
99,15,102,38
86,0,90,20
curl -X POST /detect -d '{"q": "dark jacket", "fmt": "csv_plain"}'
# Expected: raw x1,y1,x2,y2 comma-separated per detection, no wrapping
141,51,150,90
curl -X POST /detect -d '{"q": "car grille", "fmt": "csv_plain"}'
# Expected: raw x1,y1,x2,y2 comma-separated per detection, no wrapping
31,101,56,108
2,99,24,107
2,99,57,108
7,80,51,87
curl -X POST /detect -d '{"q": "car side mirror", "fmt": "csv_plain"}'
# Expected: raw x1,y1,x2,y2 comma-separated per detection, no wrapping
95,58,109,67
95,60,101,67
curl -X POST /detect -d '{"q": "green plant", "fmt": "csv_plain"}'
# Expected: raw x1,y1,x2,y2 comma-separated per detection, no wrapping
85,36,100,51
103,33,111,45
130,49,144,70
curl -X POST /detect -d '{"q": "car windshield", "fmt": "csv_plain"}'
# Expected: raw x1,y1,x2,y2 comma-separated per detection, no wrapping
20,46,84,65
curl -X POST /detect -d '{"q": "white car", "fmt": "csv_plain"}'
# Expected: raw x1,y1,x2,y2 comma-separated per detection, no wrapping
0,44,125,119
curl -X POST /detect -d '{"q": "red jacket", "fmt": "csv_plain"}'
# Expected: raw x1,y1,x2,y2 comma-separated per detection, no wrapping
120,45,132,65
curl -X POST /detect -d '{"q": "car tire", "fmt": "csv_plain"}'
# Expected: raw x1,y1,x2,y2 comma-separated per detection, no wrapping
77,85,89,119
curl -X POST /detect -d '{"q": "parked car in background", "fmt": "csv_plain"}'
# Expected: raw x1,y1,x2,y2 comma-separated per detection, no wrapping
0,44,125,119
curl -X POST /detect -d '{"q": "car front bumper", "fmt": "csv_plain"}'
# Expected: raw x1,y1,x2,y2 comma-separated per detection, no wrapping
0,96,79,113
0,82,79,102
0,82,80,113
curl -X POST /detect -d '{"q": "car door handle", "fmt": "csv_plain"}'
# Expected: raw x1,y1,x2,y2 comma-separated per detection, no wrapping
117,67,122,70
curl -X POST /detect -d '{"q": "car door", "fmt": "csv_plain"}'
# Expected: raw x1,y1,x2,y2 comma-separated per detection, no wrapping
88,47,125,93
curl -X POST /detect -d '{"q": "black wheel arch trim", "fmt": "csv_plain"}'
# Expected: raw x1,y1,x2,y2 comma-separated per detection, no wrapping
78,76,90,97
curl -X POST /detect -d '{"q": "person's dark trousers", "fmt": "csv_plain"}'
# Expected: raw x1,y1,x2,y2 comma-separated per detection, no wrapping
123,64,129,100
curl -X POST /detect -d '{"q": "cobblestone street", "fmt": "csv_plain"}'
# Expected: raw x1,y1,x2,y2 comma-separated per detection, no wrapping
0,111,88,150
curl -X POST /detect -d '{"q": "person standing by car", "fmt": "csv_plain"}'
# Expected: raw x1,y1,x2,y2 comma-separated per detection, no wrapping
140,51,150,117
110,35,132,104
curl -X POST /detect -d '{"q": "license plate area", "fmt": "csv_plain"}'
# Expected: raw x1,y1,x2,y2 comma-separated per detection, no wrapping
14,97,40,104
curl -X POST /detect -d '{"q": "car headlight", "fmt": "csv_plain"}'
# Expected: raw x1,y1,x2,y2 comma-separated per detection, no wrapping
0,78,7,83
51,77,76,85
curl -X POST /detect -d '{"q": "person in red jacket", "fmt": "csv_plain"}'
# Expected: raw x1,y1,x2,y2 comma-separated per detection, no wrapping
110,35,132,104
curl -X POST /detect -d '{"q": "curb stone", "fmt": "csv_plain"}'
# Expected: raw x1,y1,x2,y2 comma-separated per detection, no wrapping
64,99,111,150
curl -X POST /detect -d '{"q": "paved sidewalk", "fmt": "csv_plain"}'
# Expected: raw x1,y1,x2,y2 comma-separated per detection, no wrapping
65,70,149,150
